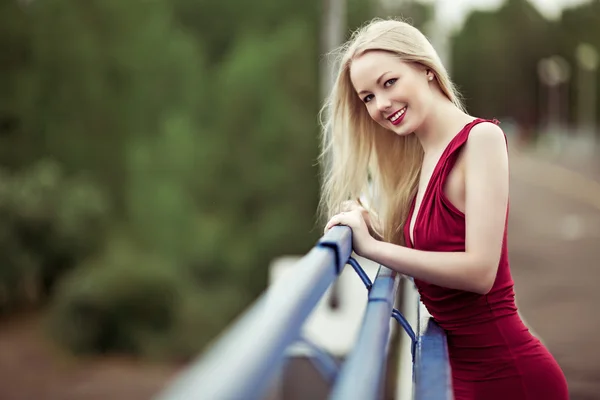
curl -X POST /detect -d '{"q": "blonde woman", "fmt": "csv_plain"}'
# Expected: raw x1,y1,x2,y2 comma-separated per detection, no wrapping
321,18,568,400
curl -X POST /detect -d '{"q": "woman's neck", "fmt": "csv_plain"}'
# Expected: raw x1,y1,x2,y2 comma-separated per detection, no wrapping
413,96,473,155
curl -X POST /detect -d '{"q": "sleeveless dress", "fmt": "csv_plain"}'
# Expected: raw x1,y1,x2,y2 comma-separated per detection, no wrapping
403,118,569,400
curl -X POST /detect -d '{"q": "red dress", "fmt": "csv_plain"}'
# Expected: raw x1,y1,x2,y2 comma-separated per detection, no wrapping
403,119,569,400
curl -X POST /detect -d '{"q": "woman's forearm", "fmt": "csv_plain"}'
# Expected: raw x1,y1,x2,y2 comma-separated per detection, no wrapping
363,239,497,294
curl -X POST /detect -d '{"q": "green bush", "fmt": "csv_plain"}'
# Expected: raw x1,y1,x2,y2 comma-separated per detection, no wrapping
48,247,182,357
48,241,251,361
0,160,111,311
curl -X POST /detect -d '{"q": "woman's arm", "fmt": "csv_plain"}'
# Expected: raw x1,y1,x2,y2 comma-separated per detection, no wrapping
362,123,509,294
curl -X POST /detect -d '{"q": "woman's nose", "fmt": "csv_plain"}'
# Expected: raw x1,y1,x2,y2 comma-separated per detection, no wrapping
376,97,392,112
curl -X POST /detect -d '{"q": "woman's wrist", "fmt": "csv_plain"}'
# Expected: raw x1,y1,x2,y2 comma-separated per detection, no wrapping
362,236,382,261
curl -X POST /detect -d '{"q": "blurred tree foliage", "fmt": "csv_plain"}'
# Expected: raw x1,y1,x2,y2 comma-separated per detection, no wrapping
555,0,600,127
452,0,600,138
452,0,554,131
0,0,328,360
0,160,110,311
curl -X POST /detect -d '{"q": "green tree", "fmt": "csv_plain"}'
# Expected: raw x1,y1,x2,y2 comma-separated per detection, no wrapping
0,1,36,168
452,0,554,131
37,0,327,358
556,0,600,128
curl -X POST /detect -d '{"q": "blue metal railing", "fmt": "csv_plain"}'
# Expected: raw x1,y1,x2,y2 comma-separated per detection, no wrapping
155,226,452,400
414,318,453,399
329,266,399,399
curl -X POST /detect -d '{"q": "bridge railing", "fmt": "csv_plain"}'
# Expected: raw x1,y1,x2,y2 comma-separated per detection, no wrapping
155,226,452,400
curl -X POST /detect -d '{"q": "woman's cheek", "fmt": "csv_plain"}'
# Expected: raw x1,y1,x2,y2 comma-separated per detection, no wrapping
367,108,378,123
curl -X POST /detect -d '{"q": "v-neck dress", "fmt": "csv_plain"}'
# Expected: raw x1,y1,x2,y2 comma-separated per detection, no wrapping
403,118,569,400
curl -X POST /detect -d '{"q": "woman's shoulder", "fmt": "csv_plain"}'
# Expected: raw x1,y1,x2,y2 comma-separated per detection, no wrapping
465,118,506,152
460,118,509,181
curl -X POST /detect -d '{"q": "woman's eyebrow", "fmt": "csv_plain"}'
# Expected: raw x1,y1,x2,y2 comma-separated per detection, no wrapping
357,71,392,95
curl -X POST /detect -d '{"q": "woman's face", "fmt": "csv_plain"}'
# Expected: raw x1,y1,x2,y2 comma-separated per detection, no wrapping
349,51,435,136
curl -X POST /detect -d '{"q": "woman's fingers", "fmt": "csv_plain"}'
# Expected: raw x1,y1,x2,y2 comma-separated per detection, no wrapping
324,209,364,233
324,212,348,232
325,214,341,230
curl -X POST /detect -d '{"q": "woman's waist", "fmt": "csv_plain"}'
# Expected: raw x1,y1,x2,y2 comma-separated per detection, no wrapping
419,285,518,330
426,302,519,331
442,313,541,357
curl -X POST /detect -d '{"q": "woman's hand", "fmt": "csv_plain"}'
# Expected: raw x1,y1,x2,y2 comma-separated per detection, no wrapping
339,200,383,240
324,209,376,257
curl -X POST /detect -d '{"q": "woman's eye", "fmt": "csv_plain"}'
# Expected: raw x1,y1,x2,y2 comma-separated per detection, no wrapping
384,78,397,87
363,94,374,103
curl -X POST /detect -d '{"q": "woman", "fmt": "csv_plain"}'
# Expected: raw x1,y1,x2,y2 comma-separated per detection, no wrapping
321,18,569,400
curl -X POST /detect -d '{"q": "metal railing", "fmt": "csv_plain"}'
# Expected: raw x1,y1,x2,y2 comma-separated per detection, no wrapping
155,226,452,400
329,265,400,399
414,318,453,399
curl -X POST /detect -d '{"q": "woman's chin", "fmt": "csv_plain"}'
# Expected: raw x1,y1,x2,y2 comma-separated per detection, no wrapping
389,123,413,137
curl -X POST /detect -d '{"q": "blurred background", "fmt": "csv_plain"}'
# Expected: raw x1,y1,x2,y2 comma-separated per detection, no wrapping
0,0,599,399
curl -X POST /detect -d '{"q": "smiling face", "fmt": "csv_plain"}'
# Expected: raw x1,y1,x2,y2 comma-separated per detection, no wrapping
349,50,435,136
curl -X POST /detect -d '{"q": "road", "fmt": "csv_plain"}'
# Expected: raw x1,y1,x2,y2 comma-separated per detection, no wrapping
508,149,600,400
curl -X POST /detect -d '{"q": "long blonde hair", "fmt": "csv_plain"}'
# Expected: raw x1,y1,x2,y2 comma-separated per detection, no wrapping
318,18,464,245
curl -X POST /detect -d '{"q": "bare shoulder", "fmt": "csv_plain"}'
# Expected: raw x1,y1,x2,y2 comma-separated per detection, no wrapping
463,120,509,183
465,121,507,154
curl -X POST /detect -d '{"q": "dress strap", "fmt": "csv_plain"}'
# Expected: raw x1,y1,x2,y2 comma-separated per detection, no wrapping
438,118,502,183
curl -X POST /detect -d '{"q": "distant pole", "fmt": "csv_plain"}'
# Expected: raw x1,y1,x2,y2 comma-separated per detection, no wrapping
321,0,346,102
424,0,451,72
319,0,346,197
575,43,599,147
537,56,571,148
321,0,346,308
